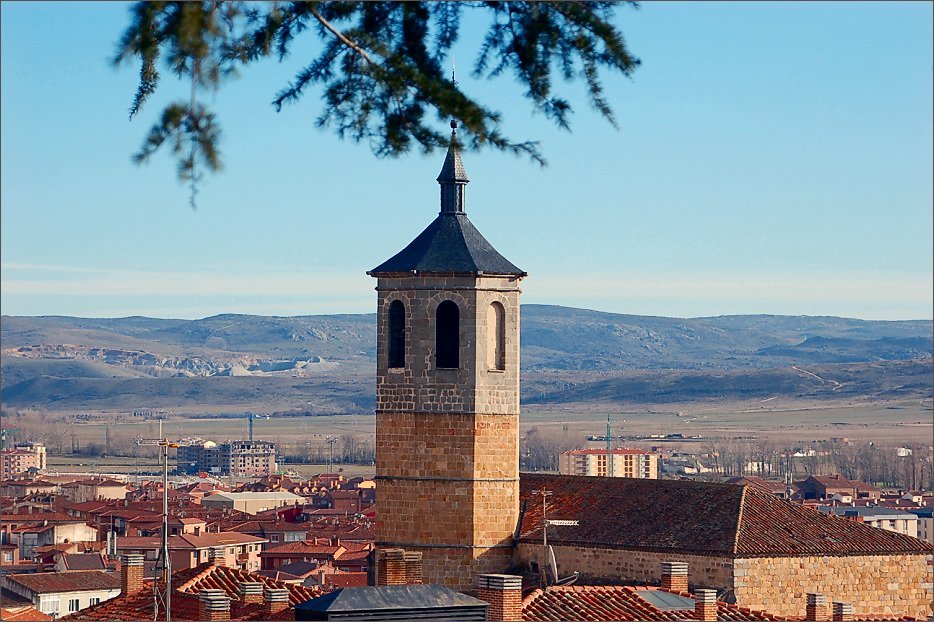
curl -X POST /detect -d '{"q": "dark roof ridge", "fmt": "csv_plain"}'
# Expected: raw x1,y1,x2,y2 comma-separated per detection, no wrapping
368,212,524,277
732,484,747,556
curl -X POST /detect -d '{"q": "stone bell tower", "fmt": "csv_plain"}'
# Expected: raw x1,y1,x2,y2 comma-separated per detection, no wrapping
367,122,525,589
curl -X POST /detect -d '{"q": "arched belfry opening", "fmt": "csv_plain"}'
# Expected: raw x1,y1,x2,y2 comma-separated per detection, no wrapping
388,300,406,369
488,301,506,370
435,300,460,369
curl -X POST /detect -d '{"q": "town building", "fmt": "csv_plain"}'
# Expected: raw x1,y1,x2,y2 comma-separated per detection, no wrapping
9,520,99,560
0,479,57,498
0,570,121,617
116,531,267,572
59,478,128,504
559,448,659,478
200,491,304,515
516,473,932,619
368,121,525,589
907,507,933,544
818,505,920,538
176,439,277,476
1,444,46,479
795,474,882,501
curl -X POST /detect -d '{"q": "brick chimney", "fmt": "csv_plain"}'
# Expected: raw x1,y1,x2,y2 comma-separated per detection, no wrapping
832,601,853,622
263,587,290,618
237,581,264,605
376,548,406,586
660,561,689,592
198,589,231,621
476,574,522,622
403,551,423,585
120,553,145,596
694,589,718,622
210,547,227,567
806,593,830,622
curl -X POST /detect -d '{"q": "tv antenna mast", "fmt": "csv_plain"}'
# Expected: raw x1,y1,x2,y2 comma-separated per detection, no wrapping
136,420,179,622
531,487,580,591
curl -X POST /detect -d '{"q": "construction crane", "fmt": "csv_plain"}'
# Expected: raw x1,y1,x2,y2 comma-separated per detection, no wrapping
245,412,270,442
136,421,179,622
0,427,19,450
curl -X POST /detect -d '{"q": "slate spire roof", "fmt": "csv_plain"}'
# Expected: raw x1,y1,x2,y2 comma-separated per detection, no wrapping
368,122,525,277
436,120,469,185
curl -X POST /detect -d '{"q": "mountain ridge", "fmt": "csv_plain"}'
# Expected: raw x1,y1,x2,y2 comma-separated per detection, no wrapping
2,305,930,411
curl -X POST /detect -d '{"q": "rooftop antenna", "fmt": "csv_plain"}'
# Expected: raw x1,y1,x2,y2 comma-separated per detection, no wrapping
532,486,580,591
137,419,179,622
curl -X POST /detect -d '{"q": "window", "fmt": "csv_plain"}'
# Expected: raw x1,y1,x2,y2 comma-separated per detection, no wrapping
270,534,279,543
435,301,459,369
487,302,506,370
69,599,80,612
90,598,101,606
388,300,406,368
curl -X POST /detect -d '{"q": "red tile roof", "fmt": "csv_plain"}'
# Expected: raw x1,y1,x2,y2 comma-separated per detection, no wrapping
261,541,344,557
0,606,54,621
59,563,324,621
4,570,121,594
59,553,108,571
521,585,788,621
518,474,930,557
326,572,368,588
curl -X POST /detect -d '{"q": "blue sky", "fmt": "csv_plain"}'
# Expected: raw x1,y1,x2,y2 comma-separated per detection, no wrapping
2,2,931,320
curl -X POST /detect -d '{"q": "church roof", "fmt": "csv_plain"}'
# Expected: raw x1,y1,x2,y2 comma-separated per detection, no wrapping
368,212,524,277
518,474,931,557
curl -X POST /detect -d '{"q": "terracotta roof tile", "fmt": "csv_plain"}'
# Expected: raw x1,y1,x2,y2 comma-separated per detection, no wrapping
4,571,121,594
0,606,54,621
59,563,324,621
60,553,107,571
522,586,788,621
518,474,930,557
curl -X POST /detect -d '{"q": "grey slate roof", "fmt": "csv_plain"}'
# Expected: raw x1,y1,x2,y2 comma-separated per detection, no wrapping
295,584,488,613
368,212,525,276
436,136,469,183
369,125,523,277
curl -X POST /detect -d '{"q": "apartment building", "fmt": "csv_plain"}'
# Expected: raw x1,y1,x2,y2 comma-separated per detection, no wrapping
177,439,277,476
559,448,658,479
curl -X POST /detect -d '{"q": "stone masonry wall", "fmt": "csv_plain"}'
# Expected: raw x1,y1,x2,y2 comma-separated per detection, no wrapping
375,275,522,589
515,543,933,620
734,554,933,619
514,542,733,591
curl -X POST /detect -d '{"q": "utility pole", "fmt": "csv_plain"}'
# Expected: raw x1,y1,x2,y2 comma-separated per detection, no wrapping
606,414,614,478
137,420,179,622
326,436,337,475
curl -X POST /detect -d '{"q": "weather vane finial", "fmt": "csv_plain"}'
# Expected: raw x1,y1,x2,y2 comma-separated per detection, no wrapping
451,58,458,132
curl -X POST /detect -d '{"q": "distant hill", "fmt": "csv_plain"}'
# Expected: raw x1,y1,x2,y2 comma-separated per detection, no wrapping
1,306,930,410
